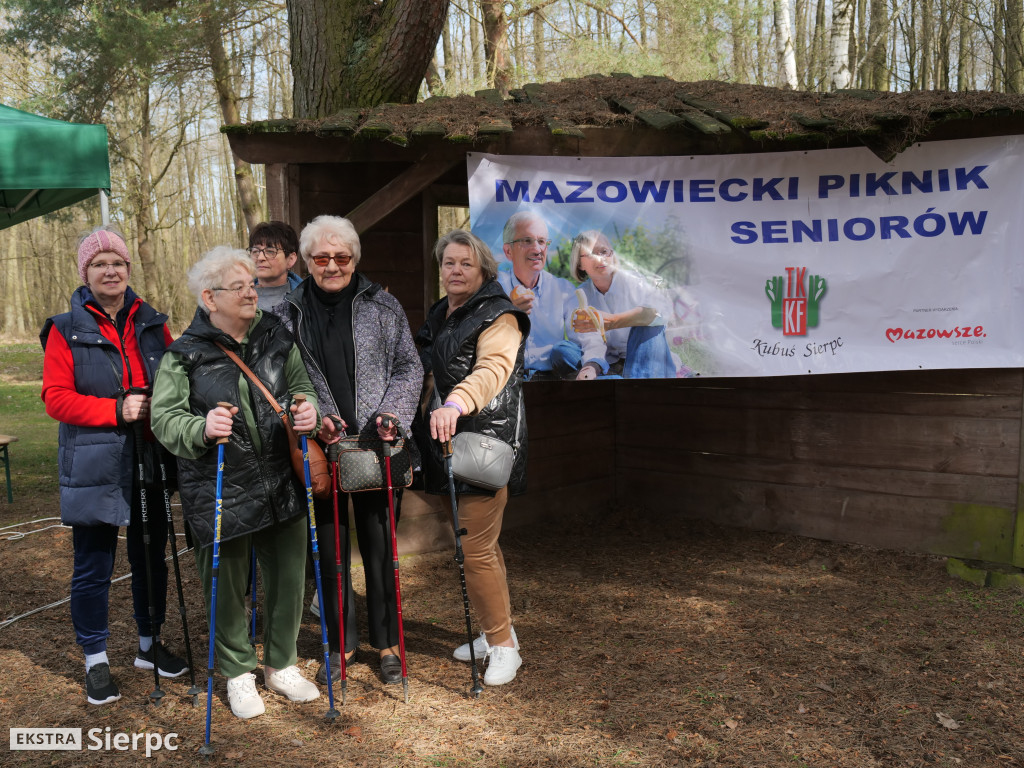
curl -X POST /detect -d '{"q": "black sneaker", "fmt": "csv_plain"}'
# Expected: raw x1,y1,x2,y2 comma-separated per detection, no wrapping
134,642,189,678
86,663,121,706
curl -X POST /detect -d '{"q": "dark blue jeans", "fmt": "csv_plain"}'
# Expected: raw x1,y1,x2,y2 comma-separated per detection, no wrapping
70,485,168,654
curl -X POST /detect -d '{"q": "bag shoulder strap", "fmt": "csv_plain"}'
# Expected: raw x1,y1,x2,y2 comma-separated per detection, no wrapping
214,341,286,418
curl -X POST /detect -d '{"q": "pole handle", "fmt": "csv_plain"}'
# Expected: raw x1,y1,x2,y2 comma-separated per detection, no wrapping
215,401,233,445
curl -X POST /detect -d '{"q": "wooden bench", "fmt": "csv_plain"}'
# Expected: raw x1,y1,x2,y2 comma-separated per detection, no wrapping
0,435,17,503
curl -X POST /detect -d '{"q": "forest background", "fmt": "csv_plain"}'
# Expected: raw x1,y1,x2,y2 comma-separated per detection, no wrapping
1,0,1022,337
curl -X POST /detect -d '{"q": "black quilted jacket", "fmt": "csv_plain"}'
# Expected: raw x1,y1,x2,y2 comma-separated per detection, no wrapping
169,309,304,549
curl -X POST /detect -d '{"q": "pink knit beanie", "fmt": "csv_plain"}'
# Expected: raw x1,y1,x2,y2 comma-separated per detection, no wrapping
77,230,131,283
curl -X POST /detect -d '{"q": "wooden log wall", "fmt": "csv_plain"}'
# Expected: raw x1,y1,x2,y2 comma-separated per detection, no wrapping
616,370,1024,566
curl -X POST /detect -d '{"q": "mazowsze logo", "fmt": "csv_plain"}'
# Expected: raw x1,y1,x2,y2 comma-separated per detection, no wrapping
764,267,827,336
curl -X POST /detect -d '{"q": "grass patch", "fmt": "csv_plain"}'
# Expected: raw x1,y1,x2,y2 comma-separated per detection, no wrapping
0,344,58,511
0,342,44,383
0,381,59,504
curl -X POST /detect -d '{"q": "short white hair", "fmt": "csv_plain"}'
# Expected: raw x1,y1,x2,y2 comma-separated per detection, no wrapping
187,246,255,307
299,215,362,265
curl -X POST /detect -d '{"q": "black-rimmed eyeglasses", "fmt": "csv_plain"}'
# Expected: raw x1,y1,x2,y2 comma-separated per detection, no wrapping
247,246,283,259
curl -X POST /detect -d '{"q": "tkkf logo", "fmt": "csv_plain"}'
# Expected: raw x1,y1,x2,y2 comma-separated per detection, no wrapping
764,267,827,336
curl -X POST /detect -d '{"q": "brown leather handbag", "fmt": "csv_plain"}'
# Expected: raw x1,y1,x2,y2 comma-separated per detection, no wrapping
214,342,331,498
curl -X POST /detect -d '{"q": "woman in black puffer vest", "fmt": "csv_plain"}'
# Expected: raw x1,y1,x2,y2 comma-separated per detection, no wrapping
415,228,529,687
151,246,322,720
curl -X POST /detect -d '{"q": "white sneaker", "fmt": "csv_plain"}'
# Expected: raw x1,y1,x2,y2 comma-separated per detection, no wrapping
483,645,522,686
226,673,265,719
309,592,320,618
265,665,320,703
453,626,518,662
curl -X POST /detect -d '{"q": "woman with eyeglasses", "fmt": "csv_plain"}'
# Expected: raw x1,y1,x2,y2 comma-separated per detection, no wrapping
567,230,676,380
247,220,302,311
151,246,322,719
41,226,187,706
272,215,423,687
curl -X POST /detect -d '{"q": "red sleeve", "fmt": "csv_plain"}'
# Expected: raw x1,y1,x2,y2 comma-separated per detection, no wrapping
41,325,119,428
163,325,174,345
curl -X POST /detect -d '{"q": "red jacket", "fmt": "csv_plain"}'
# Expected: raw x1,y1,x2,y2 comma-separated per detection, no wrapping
42,296,173,428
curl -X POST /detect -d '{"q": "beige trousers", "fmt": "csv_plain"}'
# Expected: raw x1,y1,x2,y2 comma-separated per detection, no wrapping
444,486,513,646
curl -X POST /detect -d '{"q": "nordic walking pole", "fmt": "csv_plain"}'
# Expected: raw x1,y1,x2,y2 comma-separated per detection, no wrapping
155,451,201,706
327,439,347,705
294,394,339,721
443,439,484,698
130,409,164,704
200,402,232,759
381,416,409,703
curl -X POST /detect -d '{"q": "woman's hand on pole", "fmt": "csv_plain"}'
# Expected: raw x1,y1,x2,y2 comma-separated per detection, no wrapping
430,405,460,443
317,414,346,444
376,413,399,442
290,399,317,435
205,404,237,441
122,393,150,423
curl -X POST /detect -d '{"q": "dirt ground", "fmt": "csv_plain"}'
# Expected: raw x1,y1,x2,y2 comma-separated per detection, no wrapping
2,490,1023,768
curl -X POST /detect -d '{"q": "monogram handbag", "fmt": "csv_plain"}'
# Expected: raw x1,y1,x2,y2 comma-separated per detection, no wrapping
214,342,331,499
337,432,413,493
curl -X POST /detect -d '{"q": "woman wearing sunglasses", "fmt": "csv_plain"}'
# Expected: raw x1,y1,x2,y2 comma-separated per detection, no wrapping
272,215,422,687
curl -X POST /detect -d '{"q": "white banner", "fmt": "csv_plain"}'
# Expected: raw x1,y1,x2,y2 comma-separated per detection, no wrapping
467,136,1024,379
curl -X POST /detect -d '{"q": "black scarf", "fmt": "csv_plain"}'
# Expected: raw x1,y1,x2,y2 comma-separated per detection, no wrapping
305,278,357,431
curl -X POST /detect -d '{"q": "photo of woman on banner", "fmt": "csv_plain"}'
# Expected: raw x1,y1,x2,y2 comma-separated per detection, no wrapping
566,230,676,380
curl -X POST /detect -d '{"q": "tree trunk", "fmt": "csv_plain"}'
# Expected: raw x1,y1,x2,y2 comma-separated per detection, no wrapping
470,4,483,84
867,0,888,90
994,0,1004,90
731,1,747,83
957,1,969,89
1006,0,1024,92
441,15,453,86
811,0,828,89
534,9,545,78
481,0,511,95
936,0,950,88
774,0,799,88
921,0,933,88
827,0,855,89
287,0,448,116
133,85,155,300
854,0,866,86
205,14,263,233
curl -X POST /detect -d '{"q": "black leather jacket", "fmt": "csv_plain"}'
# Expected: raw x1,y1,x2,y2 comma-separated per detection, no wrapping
415,279,530,497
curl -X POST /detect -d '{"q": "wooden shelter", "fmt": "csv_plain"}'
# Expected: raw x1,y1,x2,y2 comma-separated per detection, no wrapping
226,76,1024,568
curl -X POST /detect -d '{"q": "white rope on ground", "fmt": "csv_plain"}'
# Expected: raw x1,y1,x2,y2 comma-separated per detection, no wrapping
0,517,66,542
0,543,193,631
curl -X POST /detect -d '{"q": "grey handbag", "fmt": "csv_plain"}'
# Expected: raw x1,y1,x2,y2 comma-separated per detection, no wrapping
434,389,522,491
451,430,515,491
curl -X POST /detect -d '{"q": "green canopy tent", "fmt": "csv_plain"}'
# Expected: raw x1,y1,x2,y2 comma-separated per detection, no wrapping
0,104,111,230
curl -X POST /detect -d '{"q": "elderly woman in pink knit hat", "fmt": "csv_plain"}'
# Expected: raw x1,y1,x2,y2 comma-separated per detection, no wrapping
40,225,187,706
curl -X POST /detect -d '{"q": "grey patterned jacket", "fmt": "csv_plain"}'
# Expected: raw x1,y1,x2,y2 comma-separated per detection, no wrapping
272,274,424,466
